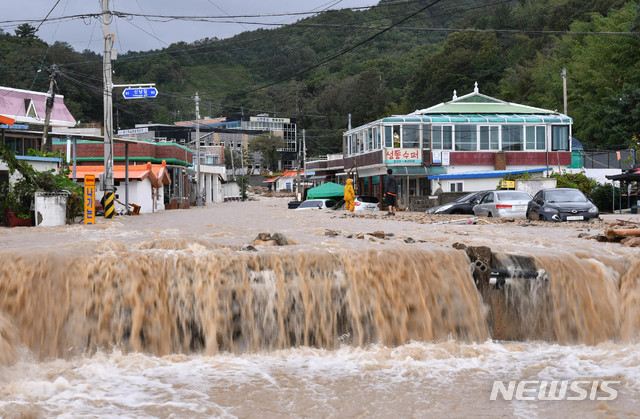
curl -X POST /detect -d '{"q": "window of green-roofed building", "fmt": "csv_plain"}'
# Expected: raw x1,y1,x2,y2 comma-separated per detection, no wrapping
432,125,453,150
502,125,523,151
480,126,499,150
552,125,570,151
384,125,393,148
403,124,420,148
526,125,546,150
422,124,431,149
455,125,477,151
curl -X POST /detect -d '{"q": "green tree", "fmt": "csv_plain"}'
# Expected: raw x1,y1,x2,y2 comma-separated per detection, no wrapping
224,146,248,174
15,24,37,40
248,134,285,172
408,32,504,109
506,3,640,148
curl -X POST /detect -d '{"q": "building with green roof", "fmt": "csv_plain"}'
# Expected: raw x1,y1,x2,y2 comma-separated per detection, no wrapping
307,83,572,209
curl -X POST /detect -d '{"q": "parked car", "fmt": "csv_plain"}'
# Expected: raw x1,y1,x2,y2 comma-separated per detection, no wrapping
526,188,599,221
426,190,489,214
472,190,532,218
295,198,338,210
353,196,380,212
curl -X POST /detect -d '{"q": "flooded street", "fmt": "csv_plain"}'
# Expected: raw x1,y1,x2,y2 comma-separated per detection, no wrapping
1,197,639,417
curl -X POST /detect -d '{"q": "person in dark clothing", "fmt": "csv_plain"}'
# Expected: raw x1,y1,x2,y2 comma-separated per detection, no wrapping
384,168,397,215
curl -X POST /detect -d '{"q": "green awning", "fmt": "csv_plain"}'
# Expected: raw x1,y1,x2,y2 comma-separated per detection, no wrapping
390,166,447,176
306,182,345,199
379,113,573,124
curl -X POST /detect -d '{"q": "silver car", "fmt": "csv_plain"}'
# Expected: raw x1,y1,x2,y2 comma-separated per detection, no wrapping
472,190,532,218
295,199,338,210
353,196,380,212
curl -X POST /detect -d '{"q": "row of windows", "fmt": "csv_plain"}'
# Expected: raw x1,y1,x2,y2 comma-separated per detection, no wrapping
345,124,570,156
243,122,297,132
1,136,40,156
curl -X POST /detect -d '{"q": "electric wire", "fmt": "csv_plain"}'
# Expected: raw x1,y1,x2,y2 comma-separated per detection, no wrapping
204,0,251,33
6,0,637,155
237,0,446,95
34,0,64,32
50,16,640,71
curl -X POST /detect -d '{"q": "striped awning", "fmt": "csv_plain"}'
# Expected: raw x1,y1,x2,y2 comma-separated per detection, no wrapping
390,165,447,176
381,114,572,124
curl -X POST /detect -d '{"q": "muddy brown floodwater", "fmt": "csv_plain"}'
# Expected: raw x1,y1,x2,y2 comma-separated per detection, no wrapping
0,197,639,418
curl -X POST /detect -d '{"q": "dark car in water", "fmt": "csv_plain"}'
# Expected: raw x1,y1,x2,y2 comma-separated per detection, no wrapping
426,191,488,214
526,188,599,221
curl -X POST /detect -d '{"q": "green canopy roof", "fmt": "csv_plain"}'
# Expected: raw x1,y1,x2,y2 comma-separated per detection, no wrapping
306,182,345,199
379,113,572,124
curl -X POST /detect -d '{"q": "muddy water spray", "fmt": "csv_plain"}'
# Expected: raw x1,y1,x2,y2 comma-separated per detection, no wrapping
0,243,488,359
1,236,640,361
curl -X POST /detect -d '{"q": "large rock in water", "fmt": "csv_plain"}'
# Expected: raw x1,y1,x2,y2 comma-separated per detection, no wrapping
253,232,289,246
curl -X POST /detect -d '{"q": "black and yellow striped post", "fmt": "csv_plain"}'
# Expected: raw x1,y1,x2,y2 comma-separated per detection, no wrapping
104,191,115,219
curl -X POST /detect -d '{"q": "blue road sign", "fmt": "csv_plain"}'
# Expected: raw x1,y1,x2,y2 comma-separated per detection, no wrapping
122,87,158,99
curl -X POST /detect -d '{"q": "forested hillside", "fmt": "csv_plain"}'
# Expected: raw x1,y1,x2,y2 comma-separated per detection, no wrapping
1,0,638,157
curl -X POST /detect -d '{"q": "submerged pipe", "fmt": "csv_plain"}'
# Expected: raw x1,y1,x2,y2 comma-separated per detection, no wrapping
488,269,548,289
490,269,540,280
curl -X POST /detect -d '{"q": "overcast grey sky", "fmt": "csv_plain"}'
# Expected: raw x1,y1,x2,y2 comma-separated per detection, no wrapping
1,0,379,53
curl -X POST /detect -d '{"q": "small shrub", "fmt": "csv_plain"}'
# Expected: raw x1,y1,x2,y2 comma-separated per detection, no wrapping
588,183,616,212
550,171,596,195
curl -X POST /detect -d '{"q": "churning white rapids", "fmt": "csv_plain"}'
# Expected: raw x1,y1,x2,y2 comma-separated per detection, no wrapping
2,342,639,417
1,197,639,418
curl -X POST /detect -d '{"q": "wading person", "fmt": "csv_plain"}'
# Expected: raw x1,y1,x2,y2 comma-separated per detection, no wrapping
385,168,397,215
344,178,355,212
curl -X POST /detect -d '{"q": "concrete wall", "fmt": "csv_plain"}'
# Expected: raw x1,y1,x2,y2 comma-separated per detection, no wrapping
4,157,61,184
276,177,294,191
559,168,623,185
34,192,68,226
95,179,161,214
516,178,557,197
198,164,226,204
200,172,224,204
223,182,240,200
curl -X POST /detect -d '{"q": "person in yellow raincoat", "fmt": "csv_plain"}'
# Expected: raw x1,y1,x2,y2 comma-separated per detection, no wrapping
344,178,355,212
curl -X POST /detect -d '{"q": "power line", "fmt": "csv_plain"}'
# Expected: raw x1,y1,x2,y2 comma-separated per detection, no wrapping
238,0,445,95
40,0,636,71
204,0,251,33
29,0,70,91
134,0,163,42
122,16,169,47
0,0,410,29
34,0,63,32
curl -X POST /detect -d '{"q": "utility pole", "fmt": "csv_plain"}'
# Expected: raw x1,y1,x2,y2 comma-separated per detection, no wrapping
302,129,306,199
102,0,115,218
240,144,245,201
230,146,236,181
296,134,301,201
562,68,568,116
195,92,202,206
41,64,58,152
